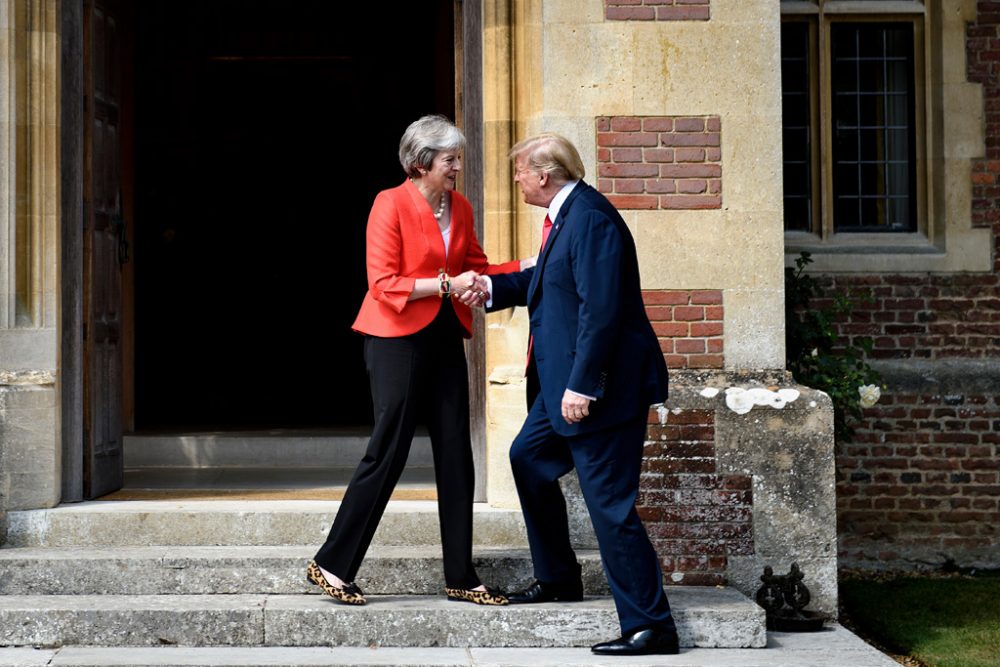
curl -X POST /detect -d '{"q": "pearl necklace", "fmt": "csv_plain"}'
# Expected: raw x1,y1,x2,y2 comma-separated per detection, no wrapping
432,193,447,220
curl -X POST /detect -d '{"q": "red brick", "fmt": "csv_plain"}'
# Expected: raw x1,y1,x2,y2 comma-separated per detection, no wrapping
607,6,656,20
598,131,659,147
599,163,659,178
646,179,677,194
612,147,644,162
653,322,688,337
607,194,658,209
643,290,691,305
610,116,642,132
676,338,706,354
662,194,721,209
674,147,707,162
644,147,676,162
674,117,706,132
674,306,705,321
643,117,674,132
660,164,722,178
657,5,710,20
691,322,723,336
677,179,708,194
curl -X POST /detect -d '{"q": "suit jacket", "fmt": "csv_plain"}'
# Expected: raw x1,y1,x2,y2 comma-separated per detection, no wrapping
489,181,668,436
353,179,519,338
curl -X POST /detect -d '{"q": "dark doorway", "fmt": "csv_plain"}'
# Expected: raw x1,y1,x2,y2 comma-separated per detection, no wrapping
133,1,456,430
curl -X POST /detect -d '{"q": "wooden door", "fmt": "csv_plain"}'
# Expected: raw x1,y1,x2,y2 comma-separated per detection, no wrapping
82,0,129,498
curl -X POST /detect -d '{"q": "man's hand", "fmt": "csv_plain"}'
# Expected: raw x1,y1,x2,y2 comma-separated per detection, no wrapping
561,390,591,425
457,275,490,307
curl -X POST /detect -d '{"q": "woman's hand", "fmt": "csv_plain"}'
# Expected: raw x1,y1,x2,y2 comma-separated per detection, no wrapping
455,273,489,308
451,270,481,296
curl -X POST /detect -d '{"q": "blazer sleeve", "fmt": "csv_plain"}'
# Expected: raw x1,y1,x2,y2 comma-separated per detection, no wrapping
566,211,625,398
459,209,521,276
365,191,415,314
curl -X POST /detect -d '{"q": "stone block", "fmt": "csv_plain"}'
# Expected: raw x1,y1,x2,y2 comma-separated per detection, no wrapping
4,501,529,548
0,595,265,647
264,587,764,649
0,382,59,511
0,546,608,597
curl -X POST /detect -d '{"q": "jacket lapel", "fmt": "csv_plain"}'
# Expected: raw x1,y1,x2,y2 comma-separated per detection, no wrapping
403,179,448,268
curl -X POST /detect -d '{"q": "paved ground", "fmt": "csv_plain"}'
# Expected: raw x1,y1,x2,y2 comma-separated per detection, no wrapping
0,624,899,666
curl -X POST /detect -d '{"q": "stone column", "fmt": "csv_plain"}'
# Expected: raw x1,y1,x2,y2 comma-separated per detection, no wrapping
0,0,62,541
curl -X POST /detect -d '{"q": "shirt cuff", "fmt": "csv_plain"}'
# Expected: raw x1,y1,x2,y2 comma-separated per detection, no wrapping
483,275,494,308
566,388,597,401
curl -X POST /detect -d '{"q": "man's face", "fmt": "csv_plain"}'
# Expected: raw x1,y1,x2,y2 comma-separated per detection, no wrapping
513,157,548,208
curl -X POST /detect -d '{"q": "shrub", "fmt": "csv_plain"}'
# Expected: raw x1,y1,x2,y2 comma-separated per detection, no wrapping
785,252,882,441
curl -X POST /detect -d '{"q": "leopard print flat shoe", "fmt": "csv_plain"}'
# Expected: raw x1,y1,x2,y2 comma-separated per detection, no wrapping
306,560,366,605
445,586,509,606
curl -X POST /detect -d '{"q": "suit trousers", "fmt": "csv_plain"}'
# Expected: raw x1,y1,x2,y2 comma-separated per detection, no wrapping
314,301,480,589
509,394,676,635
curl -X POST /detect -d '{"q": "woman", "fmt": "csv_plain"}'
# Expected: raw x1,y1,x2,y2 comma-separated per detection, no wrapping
307,115,522,606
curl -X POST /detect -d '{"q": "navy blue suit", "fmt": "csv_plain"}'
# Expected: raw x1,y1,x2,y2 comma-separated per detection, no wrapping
489,181,674,635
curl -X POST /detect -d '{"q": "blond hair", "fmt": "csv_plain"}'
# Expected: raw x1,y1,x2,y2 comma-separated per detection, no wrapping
509,132,585,183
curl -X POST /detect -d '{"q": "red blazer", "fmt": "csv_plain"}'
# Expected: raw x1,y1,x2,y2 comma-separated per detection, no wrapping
353,179,519,338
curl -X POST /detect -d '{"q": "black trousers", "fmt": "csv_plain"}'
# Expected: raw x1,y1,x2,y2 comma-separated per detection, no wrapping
313,301,480,589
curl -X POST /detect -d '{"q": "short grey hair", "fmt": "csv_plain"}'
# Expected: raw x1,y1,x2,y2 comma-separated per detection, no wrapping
399,115,466,178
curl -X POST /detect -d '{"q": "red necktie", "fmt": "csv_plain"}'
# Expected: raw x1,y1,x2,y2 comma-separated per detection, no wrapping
540,214,553,251
527,215,553,370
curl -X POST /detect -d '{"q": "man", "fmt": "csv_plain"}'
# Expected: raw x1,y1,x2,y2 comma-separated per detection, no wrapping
467,133,678,655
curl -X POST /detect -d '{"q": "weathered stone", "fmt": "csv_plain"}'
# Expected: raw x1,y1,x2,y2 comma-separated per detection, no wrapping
0,546,608,596
0,589,763,649
0,595,265,647
0,383,59,511
4,501,529,548
0,626,904,667
264,588,765,649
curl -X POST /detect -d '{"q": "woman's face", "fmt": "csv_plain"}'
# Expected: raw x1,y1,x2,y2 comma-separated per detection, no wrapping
423,150,462,191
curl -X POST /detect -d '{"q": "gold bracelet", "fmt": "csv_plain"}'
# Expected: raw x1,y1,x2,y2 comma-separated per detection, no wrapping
438,270,451,298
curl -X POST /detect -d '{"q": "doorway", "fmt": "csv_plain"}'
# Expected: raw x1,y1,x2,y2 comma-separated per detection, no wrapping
132,0,457,431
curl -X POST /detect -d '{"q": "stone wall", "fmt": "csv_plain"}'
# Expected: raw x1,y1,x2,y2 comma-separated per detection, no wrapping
647,372,838,616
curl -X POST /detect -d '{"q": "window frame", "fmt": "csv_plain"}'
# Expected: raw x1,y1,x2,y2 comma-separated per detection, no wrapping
781,0,931,254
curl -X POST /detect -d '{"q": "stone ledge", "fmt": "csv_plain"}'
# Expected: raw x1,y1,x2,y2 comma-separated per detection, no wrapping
0,588,765,649
0,546,607,596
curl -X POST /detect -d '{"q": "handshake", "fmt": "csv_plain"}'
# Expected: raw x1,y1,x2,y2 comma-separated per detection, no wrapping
451,271,492,308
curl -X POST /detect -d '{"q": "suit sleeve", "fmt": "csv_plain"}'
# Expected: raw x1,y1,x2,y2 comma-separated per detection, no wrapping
566,212,624,398
365,192,415,314
485,269,533,311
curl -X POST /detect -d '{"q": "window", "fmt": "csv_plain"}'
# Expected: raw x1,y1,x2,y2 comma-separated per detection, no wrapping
781,1,925,239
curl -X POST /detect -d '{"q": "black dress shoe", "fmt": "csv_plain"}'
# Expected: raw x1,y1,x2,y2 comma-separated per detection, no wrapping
591,628,680,655
507,579,584,604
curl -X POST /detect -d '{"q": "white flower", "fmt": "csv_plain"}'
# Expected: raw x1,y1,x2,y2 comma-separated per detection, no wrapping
700,387,720,398
778,388,801,403
858,384,881,409
811,348,819,357
725,388,754,415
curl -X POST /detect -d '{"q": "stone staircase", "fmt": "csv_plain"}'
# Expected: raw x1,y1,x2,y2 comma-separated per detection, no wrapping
0,500,767,665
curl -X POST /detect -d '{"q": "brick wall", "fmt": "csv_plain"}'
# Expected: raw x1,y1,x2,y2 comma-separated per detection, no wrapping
815,274,1000,360
818,4,1000,569
597,116,722,210
641,408,753,585
643,289,724,369
838,391,1000,568
605,0,711,21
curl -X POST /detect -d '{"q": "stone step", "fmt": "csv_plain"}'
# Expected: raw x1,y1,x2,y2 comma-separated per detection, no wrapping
0,589,765,649
3,500,537,548
0,546,609,596
0,625,904,666
123,432,434,469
